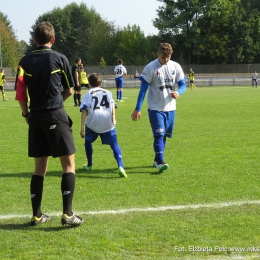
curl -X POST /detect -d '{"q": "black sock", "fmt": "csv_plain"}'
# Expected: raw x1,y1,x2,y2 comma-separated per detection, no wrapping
74,94,77,104
61,173,75,216
77,94,81,103
30,175,44,217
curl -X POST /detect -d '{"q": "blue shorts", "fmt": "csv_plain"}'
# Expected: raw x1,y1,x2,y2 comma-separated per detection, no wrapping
85,127,118,144
148,109,175,138
115,77,124,88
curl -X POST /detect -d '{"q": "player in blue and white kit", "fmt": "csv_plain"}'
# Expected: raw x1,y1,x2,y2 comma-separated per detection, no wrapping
131,43,186,173
252,71,258,88
80,73,127,177
114,59,127,102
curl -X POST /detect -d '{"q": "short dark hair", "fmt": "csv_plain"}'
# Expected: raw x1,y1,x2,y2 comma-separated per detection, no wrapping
88,73,102,87
34,21,55,45
118,59,123,64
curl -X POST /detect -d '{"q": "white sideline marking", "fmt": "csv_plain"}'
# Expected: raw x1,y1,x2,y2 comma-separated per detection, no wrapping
1,200,260,220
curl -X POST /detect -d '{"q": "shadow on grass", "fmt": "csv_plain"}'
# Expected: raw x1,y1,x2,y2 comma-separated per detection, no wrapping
77,165,161,177
0,172,62,178
0,165,160,179
0,222,82,231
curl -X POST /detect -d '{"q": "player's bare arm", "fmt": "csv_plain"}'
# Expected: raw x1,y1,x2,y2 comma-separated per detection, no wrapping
4,79,9,86
111,102,116,125
63,88,73,101
19,101,29,124
80,109,88,138
75,71,80,86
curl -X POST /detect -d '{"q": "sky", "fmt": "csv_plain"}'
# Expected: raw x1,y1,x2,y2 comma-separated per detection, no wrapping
1,0,161,43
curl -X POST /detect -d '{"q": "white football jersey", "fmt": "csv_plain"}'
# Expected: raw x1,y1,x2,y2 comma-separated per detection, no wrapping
81,87,115,133
141,59,185,111
252,72,257,79
114,65,127,78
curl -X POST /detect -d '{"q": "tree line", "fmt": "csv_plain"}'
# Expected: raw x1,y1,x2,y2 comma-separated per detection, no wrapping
0,13,26,70
0,0,260,70
155,0,260,65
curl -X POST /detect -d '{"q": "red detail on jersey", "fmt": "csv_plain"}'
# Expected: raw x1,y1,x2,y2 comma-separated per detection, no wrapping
15,75,27,102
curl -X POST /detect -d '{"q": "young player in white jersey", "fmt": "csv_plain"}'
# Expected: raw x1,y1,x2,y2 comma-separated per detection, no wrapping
114,59,127,102
80,73,127,177
252,71,258,88
131,43,186,173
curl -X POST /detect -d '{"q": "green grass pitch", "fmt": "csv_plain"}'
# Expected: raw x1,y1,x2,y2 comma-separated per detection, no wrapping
0,86,260,259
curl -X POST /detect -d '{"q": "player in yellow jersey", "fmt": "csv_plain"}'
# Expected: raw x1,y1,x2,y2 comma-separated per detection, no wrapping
80,65,89,89
0,69,9,101
189,68,196,90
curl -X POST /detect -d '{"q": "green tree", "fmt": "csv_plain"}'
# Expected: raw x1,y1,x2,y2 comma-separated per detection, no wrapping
240,0,260,63
18,40,28,56
146,35,162,61
86,19,119,65
198,0,234,64
198,0,253,64
226,1,252,63
26,3,120,66
154,0,260,64
114,24,148,65
0,13,22,69
24,3,163,66
154,0,203,64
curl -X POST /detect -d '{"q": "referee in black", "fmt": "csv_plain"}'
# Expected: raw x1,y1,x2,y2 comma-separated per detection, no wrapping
15,21,83,226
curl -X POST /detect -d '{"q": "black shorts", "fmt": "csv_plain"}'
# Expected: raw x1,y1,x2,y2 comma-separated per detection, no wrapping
0,86,3,91
81,84,89,89
74,86,81,91
190,80,194,84
28,107,76,158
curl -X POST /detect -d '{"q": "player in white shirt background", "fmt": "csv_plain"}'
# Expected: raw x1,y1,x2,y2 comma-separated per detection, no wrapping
80,73,127,177
131,43,186,173
252,71,258,88
114,59,127,102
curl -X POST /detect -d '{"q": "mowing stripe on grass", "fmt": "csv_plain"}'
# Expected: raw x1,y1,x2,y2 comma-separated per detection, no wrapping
1,200,260,220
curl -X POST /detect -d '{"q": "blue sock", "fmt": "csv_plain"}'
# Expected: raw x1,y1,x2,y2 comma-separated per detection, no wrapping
117,90,119,100
163,136,166,149
154,136,165,164
85,140,93,166
110,142,124,168
120,90,122,100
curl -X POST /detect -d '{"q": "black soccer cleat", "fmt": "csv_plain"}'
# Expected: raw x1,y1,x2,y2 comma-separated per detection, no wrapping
61,212,84,226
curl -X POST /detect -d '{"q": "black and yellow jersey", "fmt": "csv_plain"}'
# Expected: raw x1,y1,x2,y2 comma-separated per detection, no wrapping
15,46,74,112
